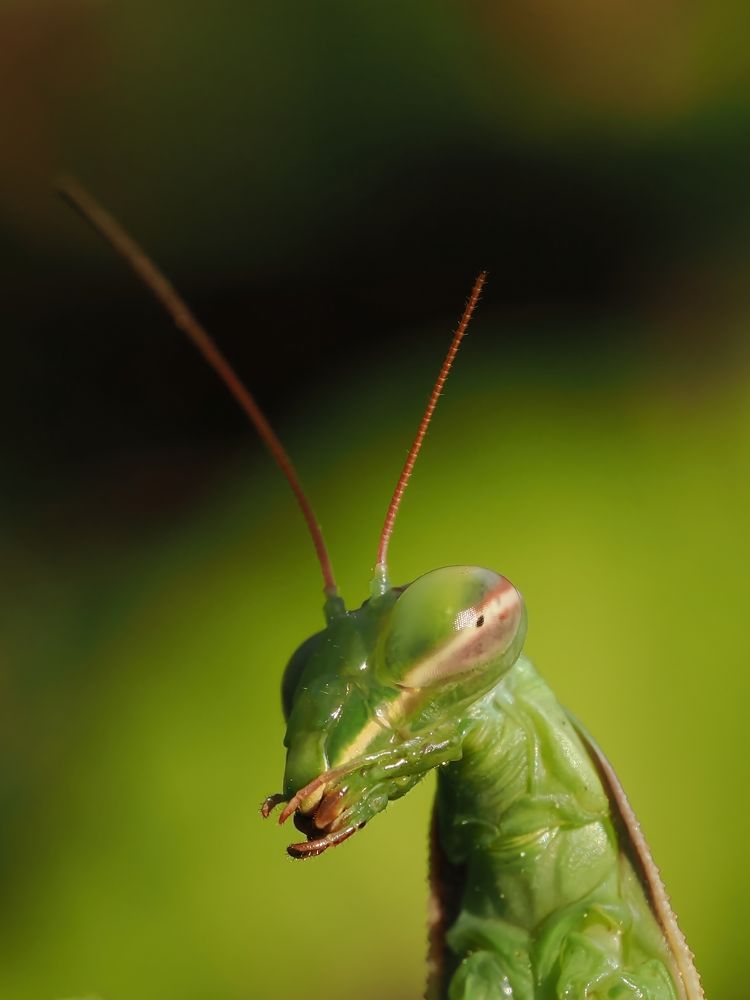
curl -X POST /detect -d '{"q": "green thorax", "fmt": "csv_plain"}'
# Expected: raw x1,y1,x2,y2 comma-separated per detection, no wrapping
433,656,680,999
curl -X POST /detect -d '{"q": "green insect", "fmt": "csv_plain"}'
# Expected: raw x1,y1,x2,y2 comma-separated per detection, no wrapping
60,181,703,1000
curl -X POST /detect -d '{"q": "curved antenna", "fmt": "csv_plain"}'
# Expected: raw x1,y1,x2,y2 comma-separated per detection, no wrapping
57,177,338,599
373,271,487,593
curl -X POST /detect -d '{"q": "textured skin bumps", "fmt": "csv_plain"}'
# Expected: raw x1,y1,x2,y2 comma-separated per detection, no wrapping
432,658,681,999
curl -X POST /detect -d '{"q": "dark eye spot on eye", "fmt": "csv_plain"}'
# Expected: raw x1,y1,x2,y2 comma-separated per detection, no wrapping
476,615,485,628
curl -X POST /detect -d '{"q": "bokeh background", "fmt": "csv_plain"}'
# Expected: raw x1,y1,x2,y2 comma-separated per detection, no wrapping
2,3,749,997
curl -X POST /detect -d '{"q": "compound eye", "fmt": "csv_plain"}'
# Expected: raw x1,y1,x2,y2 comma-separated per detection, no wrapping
381,566,521,687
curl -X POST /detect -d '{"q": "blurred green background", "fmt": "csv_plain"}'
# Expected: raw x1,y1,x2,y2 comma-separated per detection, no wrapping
2,2,749,997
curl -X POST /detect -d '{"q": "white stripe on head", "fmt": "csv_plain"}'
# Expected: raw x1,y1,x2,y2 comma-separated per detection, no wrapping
402,577,522,688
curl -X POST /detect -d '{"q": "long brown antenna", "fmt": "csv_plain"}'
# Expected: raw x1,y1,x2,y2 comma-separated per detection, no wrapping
57,176,338,597
374,271,487,589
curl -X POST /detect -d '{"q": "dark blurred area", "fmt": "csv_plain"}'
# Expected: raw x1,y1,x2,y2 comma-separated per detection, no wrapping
4,1,749,512
2,3,748,998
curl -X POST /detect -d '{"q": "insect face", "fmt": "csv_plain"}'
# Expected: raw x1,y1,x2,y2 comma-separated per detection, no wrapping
274,566,527,856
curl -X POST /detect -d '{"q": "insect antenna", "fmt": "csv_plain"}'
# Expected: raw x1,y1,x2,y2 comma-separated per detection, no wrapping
373,271,487,594
57,177,339,603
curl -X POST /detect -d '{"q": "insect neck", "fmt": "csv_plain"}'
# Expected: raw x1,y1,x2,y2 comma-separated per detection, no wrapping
433,656,611,929
429,656,684,998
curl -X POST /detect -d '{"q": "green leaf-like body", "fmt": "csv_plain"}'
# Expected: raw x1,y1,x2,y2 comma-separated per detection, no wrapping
431,657,687,999
274,567,702,998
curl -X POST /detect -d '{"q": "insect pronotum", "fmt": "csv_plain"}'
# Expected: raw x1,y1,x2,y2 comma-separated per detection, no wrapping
60,178,703,1000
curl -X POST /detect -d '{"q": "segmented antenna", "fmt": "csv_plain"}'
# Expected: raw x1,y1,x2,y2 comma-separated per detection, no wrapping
57,177,338,598
374,271,487,592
